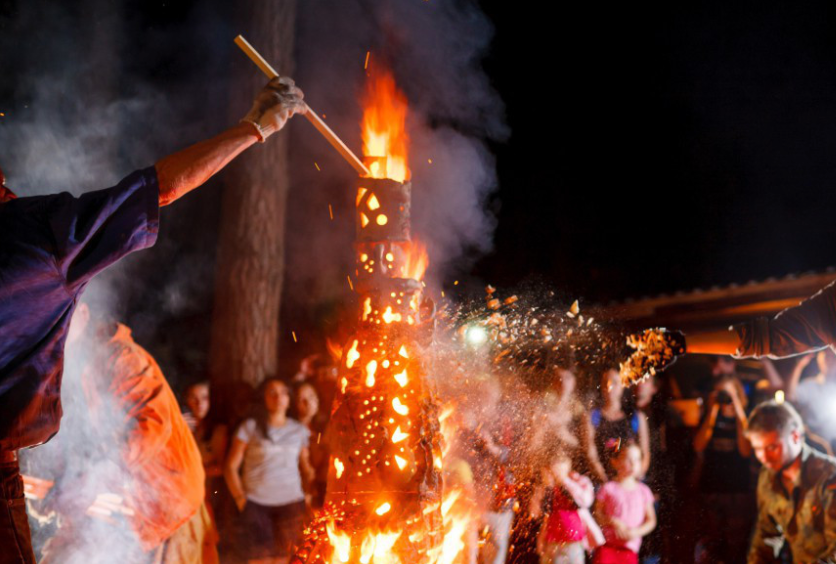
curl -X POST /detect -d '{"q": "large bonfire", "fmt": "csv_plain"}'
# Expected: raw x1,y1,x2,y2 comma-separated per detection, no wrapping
292,66,473,564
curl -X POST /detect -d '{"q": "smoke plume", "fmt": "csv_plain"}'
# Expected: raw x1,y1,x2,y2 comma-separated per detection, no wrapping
286,0,507,304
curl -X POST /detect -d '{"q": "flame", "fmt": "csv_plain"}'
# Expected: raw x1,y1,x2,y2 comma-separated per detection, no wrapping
334,458,345,479
360,535,375,564
327,522,352,564
365,360,378,387
382,307,402,324
365,531,401,564
346,340,360,369
327,338,344,362
375,502,392,516
362,66,409,182
433,402,480,564
394,455,407,470
391,426,409,443
401,240,429,281
392,397,409,415
394,369,408,388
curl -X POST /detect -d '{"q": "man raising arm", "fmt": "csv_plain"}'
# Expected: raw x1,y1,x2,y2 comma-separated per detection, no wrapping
0,76,303,564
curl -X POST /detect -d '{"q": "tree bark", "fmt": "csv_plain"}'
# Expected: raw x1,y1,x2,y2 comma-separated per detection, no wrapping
209,0,297,390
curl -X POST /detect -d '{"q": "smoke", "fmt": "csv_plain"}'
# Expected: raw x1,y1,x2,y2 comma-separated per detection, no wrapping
286,0,508,328
3,0,507,555
0,1,228,559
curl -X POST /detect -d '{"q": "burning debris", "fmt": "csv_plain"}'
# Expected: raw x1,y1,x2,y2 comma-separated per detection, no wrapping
445,288,617,383
618,328,686,385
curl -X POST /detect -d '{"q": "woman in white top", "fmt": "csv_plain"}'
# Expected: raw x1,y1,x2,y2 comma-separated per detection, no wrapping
225,379,314,564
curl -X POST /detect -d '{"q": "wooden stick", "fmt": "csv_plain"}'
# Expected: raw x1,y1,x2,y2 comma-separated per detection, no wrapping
235,35,370,177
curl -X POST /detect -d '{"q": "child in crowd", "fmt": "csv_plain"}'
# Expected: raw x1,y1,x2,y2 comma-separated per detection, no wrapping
532,446,596,564
593,440,656,564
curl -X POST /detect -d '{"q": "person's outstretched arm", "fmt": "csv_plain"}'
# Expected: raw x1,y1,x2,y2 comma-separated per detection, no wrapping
689,280,836,359
156,76,305,206
685,327,740,355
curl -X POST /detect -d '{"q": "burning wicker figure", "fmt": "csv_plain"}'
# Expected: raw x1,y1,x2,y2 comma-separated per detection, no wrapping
293,69,445,564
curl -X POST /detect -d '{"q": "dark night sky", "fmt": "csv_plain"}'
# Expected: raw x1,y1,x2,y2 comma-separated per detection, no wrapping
475,1,836,301
4,0,836,381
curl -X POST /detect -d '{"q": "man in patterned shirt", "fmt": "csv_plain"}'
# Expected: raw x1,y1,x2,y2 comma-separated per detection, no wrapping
746,400,836,564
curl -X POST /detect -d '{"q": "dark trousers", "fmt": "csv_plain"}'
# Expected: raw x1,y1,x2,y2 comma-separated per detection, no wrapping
0,459,36,564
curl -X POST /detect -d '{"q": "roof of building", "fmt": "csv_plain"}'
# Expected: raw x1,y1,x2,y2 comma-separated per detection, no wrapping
592,268,836,331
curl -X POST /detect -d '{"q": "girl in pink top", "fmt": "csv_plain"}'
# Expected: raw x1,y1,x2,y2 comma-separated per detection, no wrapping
593,441,656,564
532,448,595,564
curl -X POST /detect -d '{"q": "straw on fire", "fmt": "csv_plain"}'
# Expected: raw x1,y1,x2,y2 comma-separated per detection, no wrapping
619,327,686,386
234,35,371,177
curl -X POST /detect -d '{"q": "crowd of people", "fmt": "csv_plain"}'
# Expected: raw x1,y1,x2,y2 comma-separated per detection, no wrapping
157,346,835,564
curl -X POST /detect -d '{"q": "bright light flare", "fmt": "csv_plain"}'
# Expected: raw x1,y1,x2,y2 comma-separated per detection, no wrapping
464,324,488,347
375,502,392,516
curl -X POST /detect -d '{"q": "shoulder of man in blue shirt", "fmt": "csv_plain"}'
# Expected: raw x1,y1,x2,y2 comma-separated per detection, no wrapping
0,167,160,451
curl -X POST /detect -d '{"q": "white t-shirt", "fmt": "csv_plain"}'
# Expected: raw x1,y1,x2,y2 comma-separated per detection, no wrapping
236,418,310,506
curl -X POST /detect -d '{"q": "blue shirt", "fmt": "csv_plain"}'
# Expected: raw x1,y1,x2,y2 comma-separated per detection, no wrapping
0,168,159,450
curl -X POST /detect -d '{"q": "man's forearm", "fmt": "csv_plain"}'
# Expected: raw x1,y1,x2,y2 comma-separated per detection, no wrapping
686,327,740,355
155,122,260,206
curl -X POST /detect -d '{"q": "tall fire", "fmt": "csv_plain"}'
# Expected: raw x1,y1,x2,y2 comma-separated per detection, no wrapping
292,67,472,564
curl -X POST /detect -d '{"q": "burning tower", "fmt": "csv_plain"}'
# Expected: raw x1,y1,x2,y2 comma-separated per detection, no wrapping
294,68,447,564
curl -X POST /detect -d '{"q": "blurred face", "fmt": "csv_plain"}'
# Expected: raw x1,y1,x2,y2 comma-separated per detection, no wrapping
264,380,290,415
711,357,736,377
296,384,320,421
185,383,210,421
602,369,623,402
0,166,16,203
748,429,803,472
613,445,643,479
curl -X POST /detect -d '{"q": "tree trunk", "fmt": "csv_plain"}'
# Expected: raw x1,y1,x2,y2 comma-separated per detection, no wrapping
209,0,297,391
